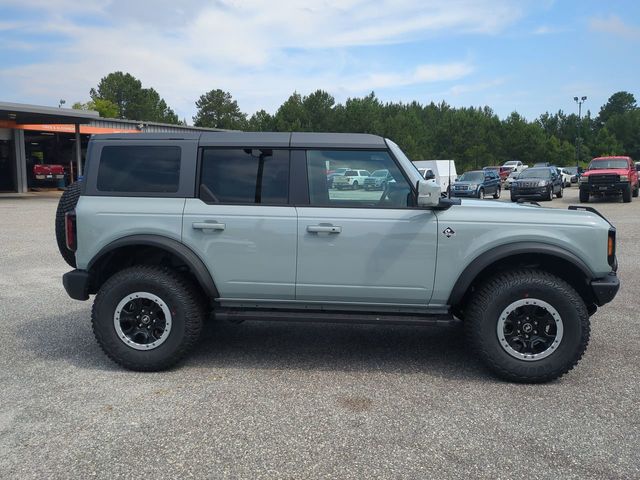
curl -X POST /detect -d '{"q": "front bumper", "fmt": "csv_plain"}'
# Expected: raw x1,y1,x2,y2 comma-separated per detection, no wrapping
511,187,547,198
451,189,478,197
590,272,620,306
62,269,90,301
580,181,629,194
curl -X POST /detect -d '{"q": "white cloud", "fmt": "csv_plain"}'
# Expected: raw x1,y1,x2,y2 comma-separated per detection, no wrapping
0,0,529,120
589,14,640,39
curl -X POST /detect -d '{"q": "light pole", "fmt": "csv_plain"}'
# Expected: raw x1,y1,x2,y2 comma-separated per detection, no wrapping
574,96,587,169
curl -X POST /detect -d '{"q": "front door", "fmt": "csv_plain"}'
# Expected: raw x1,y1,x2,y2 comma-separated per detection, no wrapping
296,149,438,306
182,148,296,300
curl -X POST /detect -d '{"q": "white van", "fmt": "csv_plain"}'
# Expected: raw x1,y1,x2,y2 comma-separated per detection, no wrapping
413,160,458,195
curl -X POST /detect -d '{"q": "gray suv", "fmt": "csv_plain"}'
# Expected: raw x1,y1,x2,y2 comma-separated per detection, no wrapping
57,132,619,382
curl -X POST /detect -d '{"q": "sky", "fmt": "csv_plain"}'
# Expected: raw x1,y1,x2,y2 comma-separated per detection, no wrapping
0,0,639,124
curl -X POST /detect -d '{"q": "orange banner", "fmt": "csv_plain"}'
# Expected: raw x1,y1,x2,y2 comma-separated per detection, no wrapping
0,120,140,134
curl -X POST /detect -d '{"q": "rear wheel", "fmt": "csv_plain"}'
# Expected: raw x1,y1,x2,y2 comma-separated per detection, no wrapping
55,181,81,268
579,189,589,203
465,269,590,383
92,266,205,371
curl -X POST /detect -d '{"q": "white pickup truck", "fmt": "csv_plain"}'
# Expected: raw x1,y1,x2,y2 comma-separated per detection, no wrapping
414,160,458,195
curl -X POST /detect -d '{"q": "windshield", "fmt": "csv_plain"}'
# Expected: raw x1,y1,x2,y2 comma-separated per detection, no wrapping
589,159,628,170
518,168,550,179
564,167,578,174
458,172,483,182
372,170,388,177
504,161,518,166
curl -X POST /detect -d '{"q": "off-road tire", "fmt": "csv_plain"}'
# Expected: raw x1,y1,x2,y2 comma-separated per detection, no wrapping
579,189,589,203
493,187,501,199
55,182,81,267
92,266,206,371
622,184,632,203
510,193,517,202
465,269,590,383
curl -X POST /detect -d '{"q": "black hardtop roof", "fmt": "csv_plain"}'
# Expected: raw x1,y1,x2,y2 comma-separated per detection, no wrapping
92,131,387,149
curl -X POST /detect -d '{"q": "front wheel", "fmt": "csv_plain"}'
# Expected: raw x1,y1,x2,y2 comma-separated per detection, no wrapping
633,183,639,198
352,181,359,190
493,187,501,199
556,186,563,198
465,269,590,383
579,189,589,203
478,188,484,199
92,266,205,371
622,184,632,203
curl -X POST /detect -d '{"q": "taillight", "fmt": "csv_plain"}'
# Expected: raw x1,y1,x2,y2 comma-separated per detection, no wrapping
65,211,77,251
607,228,616,269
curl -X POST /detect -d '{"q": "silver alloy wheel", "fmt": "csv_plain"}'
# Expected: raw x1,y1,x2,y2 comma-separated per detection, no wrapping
496,298,564,361
114,292,172,351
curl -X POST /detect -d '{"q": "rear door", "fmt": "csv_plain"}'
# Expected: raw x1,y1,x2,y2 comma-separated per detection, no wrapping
296,148,438,307
182,147,297,301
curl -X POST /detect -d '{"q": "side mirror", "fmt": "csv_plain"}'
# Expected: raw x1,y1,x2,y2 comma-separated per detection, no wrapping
424,169,435,180
417,179,441,207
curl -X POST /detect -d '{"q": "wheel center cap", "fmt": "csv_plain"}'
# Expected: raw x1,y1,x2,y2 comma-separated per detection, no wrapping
141,315,151,325
522,323,533,333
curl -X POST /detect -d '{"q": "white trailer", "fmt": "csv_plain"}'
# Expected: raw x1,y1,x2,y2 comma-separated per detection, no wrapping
413,160,458,195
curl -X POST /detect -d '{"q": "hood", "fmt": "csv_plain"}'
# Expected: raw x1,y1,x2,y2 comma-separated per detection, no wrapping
513,177,548,184
453,180,481,186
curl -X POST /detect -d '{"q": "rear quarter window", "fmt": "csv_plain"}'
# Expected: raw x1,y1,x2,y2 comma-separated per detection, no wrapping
96,146,181,193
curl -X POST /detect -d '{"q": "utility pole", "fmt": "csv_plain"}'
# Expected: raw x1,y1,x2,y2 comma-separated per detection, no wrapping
573,96,587,169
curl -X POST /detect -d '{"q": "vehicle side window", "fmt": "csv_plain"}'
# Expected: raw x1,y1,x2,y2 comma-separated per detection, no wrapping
307,150,412,208
200,148,289,204
97,146,181,193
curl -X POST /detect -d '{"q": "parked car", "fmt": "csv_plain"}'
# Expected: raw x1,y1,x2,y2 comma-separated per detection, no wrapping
56,132,619,383
563,166,583,184
32,163,65,186
326,167,350,188
333,169,371,190
504,171,519,190
502,160,527,173
451,170,501,199
364,169,394,190
558,168,573,187
483,166,510,181
413,160,458,196
510,167,563,202
579,156,639,203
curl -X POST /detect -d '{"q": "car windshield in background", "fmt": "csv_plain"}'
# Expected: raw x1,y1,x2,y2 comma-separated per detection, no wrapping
345,170,358,176
564,167,578,174
459,172,483,182
504,161,518,166
589,159,628,169
518,168,550,179
372,170,388,177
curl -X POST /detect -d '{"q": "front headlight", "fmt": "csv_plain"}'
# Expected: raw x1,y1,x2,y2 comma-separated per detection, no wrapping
468,184,478,189
539,180,548,186
620,175,629,182
579,176,587,183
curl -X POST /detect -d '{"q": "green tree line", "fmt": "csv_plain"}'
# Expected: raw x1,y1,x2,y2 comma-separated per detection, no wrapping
74,72,639,172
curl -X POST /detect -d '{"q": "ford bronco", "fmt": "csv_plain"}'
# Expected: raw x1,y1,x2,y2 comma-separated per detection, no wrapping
57,132,619,382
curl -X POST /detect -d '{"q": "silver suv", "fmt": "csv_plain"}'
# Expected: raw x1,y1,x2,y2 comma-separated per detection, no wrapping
57,132,619,382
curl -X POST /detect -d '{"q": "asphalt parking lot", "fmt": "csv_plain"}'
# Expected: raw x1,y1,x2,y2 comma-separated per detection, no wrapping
1,187,638,479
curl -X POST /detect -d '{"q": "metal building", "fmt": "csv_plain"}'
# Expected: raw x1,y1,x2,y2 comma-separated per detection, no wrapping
0,101,223,193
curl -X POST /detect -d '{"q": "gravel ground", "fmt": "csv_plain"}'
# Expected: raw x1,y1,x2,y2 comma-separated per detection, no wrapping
0,188,638,479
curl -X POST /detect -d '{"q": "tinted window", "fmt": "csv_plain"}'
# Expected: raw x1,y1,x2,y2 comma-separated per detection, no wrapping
307,150,412,208
97,146,181,193
200,148,289,204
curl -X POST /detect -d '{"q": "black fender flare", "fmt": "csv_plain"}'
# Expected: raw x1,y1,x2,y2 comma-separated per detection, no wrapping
88,234,219,299
448,242,594,306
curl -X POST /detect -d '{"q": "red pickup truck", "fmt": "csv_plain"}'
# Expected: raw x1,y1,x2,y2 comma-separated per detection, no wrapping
579,156,639,203
32,164,65,185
